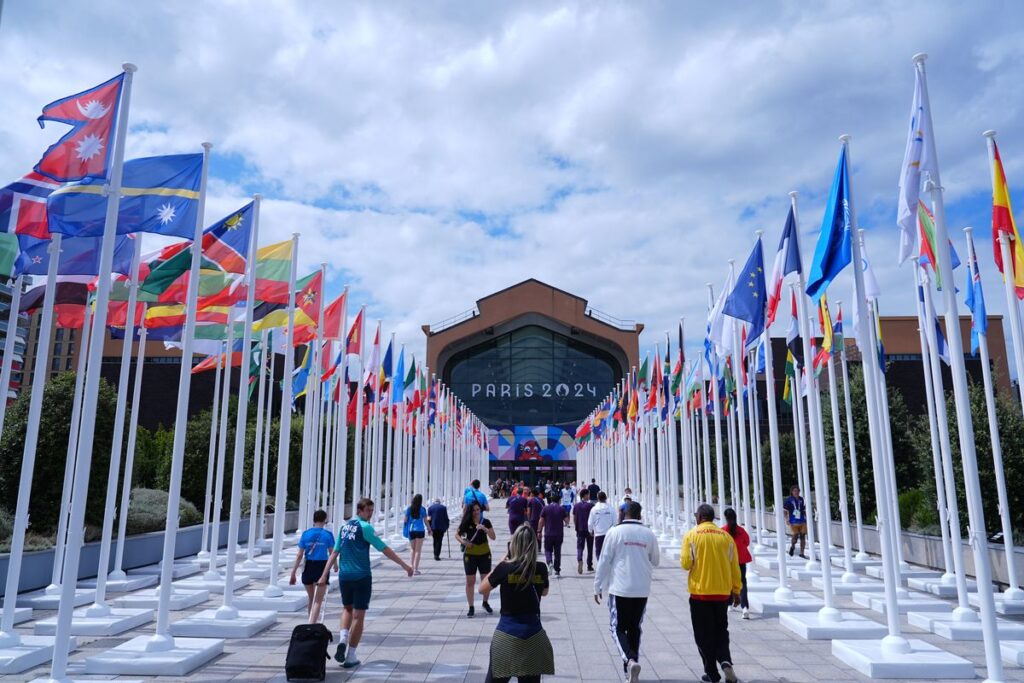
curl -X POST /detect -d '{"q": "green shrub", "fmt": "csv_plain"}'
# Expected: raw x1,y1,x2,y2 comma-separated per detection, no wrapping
0,507,12,541
125,488,202,535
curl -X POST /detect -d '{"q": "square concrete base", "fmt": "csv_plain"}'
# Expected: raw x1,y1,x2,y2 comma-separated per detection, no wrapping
84,635,223,676
787,566,823,580
907,577,977,597
907,610,1024,641
130,561,202,579
12,607,32,625
969,591,1024,615
33,607,154,636
866,564,941,581
832,638,974,679
746,578,783,593
831,555,882,571
0,635,78,674
780,611,888,640
174,575,251,593
169,608,276,638
754,555,806,571
232,590,308,612
79,574,159,593
853,592,950,615
13,587,95,609
813,575,885,594
232,564,272,579
1001,640,1024,665
748,591,823,615
113,587,210,611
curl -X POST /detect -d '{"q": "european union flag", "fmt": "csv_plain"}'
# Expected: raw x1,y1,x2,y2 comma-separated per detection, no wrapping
723,238,767,349
15,232,134,276
806,146,853,299
47,153,203,239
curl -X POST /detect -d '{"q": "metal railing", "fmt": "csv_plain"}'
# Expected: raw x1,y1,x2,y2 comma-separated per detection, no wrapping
585,306,636,331
429,307,478,334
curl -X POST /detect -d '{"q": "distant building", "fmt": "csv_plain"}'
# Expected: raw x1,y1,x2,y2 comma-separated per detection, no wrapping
0,278,30,403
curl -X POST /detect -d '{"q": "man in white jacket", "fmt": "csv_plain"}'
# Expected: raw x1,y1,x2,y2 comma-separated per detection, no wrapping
588,491,616,561
593,500,660,683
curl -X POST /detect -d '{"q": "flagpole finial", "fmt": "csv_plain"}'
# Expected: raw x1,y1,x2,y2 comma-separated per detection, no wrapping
728,259,735,265
755,230,764,238
963,226,973,236
912,52,928,64
983,130,997,139
122,63,138,73
253,193,263,200
838,134,851,144
202,141,213,151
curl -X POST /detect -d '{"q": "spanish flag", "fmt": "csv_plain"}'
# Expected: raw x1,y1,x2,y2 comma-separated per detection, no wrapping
990,141,1024,298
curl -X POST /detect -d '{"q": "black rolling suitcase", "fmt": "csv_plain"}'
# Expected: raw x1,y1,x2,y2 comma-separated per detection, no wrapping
286,585,332,680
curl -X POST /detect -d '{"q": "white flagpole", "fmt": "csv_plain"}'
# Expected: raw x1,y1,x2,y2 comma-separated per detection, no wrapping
824,324,856,582
112,308,148,580
836,306,868,560
965,226,1022,599
0,274,23,432
90,235,143,610
912,272,955,586
914,58,1001,675
707,284,724,513
351,309,367,503
199,349,223,565
245,329,270,566
49,296,92,592
220,193,261,614
0,235,61,644
731,322,751,530
205,323,234,577
49,63,138,677
258,336,276,544
264,233,299,598
333,288,350,525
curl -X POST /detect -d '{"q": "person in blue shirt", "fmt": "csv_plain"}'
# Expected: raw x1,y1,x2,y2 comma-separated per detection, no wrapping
783,485,808,559
426,498,450,561
560,483,576,528
290,509,335,616
403,493,428,575
463,479,490,519
319,497,413,669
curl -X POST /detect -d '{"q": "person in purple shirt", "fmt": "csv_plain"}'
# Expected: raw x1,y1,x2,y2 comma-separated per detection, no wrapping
505,489,528,535
572,488,595,574
528,488,545,535
538,493,568,576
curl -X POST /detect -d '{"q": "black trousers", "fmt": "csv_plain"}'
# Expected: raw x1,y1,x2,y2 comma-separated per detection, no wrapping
432,531,445,560
609,594,647,670
689,598,733,682
576,531,594,569
484,664,539,683
595,534,606,561
739,563,749,609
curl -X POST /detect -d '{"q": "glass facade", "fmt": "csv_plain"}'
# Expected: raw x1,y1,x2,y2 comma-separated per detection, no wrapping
446,325,620,430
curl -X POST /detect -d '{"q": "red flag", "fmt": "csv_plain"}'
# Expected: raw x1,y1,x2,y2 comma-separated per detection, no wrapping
323,291,347,341
53,303,86,329
346,308,364,355
35,73,125,182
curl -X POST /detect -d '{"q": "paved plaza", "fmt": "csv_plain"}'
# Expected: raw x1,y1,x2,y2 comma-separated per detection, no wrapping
7,518,1024,682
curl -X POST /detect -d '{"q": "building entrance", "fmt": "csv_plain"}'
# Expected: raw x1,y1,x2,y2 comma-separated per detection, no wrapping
491,461,577,488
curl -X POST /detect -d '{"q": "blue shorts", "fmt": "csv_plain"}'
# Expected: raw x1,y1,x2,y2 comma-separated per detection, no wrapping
339,575,372,610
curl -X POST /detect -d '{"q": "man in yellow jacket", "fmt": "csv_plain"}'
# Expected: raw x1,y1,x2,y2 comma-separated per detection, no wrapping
681,504,742,683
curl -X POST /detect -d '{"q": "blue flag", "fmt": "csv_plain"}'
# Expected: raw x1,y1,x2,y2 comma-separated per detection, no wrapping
392,347,405,404
47,153,203,239
723,238,767,349
16,232,134,276
292,344,313,406
806,146,853,299
965,256,988,356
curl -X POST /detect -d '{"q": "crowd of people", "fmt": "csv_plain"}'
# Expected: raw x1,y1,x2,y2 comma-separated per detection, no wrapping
288,476,756,683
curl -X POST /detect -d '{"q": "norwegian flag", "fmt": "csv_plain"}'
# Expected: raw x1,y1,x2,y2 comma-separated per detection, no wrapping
35,73,125,182
0,172,61,238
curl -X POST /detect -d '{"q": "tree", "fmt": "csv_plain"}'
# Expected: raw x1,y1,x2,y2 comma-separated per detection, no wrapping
0,371,118,532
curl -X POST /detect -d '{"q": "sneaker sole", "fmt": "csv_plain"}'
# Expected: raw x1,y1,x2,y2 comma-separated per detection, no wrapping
342,660,361,669
334,644,347,663
722,664,737,682
628,661,641,683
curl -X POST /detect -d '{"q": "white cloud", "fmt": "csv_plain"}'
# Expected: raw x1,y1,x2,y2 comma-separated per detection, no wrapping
3,1,1024,377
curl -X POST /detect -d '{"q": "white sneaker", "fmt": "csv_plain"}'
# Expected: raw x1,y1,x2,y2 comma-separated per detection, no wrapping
742,607,750,620
627,659,641,682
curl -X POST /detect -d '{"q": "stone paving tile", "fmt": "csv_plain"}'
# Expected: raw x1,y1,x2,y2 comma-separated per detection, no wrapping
7,518,1024,681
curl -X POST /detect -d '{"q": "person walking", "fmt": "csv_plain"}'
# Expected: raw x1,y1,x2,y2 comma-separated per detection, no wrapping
319,497,414,669
722,508,751,619
528,488,545,535
559,482,575,528
538,492,567,577
506,487,529,535
681,504,742,683
289,509,335,616
783,485,807,559
457,500,496,618
573,488,595,574
403,493,428,575
617,488,634,524
587,479,600,501
479,525,555,682
426,497,450,561
588,491,616,561
593,500,659,683
465,478,491,519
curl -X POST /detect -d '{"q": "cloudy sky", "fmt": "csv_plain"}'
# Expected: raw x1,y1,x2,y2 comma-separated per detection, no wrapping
3,1,1024,369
